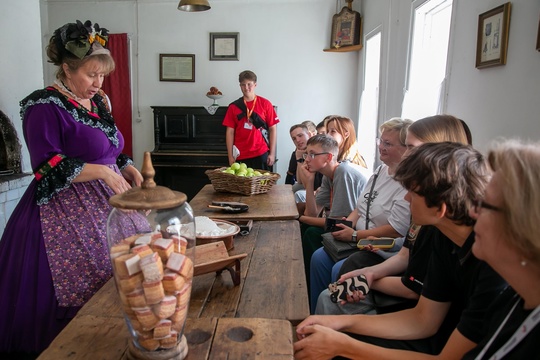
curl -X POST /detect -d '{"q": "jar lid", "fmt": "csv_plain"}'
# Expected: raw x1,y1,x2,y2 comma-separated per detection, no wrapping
109,152,187,210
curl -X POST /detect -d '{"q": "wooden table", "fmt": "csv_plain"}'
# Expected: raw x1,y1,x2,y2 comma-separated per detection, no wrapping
38,220,308,359
189,184,299,221
38,317,294,359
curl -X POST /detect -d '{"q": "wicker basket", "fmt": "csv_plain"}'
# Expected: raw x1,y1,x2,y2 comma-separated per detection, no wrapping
205,167,281,195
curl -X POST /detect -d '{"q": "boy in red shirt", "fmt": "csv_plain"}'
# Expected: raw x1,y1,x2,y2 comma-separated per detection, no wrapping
222,70,279,171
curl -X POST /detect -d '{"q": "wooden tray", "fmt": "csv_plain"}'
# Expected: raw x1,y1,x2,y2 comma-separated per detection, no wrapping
194,241,247,286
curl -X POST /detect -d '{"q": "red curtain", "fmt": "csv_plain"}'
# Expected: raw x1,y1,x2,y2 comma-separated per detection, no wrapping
102,33,133,157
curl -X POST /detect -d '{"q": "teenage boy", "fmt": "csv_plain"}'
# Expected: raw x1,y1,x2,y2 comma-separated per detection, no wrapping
286,124,312,185
298,134,367,288
294,142,507,360
287,124,324,214
222,70,279,171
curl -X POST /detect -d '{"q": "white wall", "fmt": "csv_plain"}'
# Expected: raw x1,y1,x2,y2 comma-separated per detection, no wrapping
0,0,43,236
4,0,540,183
445,0,540,151
45,0,363,179
361,0,540,152
0,0,44,173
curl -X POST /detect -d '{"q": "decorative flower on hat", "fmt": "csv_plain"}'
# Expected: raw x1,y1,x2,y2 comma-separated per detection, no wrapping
59,20,109,59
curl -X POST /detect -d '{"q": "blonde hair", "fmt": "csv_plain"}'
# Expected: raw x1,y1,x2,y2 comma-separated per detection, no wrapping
408,115,469,145
302,120,317,136
325,116,367,168
379,117,413,145
488,139,540,264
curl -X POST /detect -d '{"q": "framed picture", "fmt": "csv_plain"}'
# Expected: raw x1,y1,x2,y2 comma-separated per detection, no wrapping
210,32,239,61
159,54,195,82
475,3,512,69
330,6,361,48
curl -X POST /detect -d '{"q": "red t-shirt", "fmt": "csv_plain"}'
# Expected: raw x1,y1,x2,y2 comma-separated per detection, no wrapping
222,96,279,160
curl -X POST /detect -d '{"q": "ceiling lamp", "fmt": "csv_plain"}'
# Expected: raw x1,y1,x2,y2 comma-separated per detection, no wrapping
178,0,211,12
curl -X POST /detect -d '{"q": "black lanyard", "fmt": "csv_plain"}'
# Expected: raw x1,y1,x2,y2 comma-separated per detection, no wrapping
365,165,382,230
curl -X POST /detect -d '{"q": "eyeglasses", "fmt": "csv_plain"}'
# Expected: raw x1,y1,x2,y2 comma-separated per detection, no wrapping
303,152,330,160
472,199,502,213
376,138,403,149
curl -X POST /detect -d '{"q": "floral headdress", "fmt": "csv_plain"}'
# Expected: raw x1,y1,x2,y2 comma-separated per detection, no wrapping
55,20,110,59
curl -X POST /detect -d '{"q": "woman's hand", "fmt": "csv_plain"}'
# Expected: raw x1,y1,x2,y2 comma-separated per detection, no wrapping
331,224,354,241
75,164,131,194
121,165,144,187
102,167,132,195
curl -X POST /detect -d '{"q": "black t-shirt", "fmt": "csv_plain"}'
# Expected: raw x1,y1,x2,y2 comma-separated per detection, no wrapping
344,229,507,356
401,224,435,295
421,231,507,346
462,286,540,360
286,151,297,185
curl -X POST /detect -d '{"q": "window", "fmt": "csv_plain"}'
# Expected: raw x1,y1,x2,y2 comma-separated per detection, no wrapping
402,0,453,120
358,30,382,171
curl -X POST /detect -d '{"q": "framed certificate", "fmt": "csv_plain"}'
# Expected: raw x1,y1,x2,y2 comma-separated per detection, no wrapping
159,54,195,82
210,32,239,61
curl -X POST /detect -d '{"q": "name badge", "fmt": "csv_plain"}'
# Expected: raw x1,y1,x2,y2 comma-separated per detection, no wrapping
244,121,253,130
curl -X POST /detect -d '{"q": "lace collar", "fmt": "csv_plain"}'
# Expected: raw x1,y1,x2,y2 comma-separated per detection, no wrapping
20,87,120,147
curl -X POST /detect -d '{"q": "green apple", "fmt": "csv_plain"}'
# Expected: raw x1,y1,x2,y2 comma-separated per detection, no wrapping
224,169,235,175
230,162,241,171
239,163,248,170
253,171,262,176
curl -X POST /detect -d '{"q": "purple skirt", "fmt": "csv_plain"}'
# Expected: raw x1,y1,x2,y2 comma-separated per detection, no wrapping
0,173,149,353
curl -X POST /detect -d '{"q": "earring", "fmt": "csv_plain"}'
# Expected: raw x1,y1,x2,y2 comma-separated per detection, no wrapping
521,259,527,267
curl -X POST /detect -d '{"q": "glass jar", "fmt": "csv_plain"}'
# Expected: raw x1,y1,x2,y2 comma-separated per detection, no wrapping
107,152,195,360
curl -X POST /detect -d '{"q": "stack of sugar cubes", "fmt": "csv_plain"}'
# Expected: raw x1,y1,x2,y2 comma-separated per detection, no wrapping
110,231,193,351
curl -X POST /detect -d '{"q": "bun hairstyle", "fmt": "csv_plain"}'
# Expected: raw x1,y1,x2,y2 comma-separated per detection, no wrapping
46,20,114,79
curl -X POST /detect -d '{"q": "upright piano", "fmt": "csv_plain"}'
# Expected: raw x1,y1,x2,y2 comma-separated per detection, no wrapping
150,106,228,200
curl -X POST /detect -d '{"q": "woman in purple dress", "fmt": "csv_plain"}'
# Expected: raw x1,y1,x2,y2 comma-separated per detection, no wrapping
0,20,149,357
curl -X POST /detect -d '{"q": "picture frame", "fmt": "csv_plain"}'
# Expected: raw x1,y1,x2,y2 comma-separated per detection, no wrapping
210,32,239,61
475,3,512,69
159,54,195,82
330,6,362,49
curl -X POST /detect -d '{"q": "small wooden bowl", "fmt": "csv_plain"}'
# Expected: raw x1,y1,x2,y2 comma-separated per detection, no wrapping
196,219,240,250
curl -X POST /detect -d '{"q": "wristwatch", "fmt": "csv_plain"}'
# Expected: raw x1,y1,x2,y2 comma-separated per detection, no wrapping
351,230,357,242
296,158,305,163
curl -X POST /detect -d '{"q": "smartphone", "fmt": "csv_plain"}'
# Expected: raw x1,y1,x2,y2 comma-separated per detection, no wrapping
325,218,353,232
357,237,395,250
